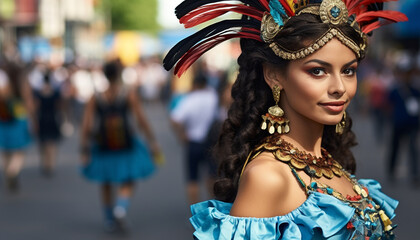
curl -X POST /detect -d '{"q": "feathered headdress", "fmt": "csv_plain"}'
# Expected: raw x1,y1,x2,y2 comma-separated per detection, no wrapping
163,0,407,76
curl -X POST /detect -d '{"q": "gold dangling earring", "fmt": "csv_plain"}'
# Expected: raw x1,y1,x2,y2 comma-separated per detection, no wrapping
335,112,346,135
261,85,290,134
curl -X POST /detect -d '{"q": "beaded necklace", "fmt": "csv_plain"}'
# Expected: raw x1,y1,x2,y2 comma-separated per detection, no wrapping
272,137,343,179
245,135,397,239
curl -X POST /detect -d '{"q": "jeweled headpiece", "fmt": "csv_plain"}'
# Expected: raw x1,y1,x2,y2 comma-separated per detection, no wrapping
163,0,407,76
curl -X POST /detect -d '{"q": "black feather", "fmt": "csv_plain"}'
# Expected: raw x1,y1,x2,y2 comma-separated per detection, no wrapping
175,0,266,19
367,3,383,12
163,19,260,70
365,3,384,36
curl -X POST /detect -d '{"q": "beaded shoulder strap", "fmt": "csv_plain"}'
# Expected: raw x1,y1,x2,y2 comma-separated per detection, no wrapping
240,149,263,177
239,142,310,195
289,165,309,194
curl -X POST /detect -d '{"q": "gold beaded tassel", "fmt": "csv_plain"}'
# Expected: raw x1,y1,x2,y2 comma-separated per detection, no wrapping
378,210,393,232
261,85,290,135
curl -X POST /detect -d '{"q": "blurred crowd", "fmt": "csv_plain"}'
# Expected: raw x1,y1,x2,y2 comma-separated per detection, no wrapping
357,50,420,187
0,49,236,232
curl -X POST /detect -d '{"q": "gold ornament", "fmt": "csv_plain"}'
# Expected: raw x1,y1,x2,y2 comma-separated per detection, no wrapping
379,210,393,232
335,112,347,134
319,0,349,26
250,135,344,179
262,0,366,60
261,13,282,43
261,85,290,135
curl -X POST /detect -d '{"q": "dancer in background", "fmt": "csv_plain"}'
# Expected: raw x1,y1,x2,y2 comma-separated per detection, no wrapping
80,59,161,232
0,61,34,192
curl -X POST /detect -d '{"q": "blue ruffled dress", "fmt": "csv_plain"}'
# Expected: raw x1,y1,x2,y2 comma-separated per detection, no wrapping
190,179,398,240
82,137,156,183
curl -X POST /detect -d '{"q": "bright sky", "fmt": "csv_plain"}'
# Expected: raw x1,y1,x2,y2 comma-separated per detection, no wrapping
157,0,183,29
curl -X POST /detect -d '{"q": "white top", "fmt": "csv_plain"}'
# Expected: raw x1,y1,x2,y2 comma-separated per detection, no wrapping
171,87,218,142
0,69,8,89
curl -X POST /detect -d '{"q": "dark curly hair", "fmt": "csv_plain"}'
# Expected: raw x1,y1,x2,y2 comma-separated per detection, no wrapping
214,13,360,203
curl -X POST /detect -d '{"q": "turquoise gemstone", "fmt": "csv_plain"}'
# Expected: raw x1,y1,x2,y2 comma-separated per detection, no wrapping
326,188,333,195
310,182,317,189
330,6,341,18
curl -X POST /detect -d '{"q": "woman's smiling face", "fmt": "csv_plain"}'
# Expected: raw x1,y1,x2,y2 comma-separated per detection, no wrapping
265,38,358,127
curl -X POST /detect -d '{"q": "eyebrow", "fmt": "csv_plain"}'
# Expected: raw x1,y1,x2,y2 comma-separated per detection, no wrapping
303,59,358,68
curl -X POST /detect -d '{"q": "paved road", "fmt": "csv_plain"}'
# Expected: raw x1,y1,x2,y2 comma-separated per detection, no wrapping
0,102,418,240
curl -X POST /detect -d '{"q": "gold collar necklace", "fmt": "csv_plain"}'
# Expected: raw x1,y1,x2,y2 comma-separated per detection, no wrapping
257,136,344,179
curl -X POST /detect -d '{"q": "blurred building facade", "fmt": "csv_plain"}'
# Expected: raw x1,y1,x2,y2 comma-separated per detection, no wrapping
0,0,103,63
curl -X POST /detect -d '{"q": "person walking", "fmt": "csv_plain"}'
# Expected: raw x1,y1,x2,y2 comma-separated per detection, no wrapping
33,69,63,177
170,72,218,205
80,59,161,232
0,61,34,192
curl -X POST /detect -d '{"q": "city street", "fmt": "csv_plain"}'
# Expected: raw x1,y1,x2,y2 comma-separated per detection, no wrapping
1,101,419,240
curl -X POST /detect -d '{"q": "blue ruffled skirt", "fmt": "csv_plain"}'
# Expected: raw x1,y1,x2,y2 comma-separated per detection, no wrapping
82,137,156,183
0,118,31,150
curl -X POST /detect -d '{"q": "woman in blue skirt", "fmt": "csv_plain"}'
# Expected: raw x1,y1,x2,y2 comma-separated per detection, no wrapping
0,61,33,192
80,59,161,232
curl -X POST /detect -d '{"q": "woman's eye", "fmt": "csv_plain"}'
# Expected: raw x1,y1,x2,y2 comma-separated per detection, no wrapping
343,68,356,76
309,68,326,77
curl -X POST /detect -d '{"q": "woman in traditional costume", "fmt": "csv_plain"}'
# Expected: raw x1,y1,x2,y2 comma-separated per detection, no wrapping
164,0,407,239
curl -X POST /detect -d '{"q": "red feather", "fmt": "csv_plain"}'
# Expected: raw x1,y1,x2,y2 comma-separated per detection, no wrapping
358,0,397,7
361,21,382,33
345,0,363,12
242,27,261,34
356,10,408,23
347,0,397,15
257,0,270,11
174,32,261,76
180,4,264,28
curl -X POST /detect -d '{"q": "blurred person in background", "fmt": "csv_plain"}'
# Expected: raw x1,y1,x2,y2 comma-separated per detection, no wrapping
0,61,34,192
205,71,235,155
366,66,390,144
58,63,77,137
170,71,218,205
138,56,168,102
80,59,161,232
387,63,420,187
33,69,63,177
70,62,95,125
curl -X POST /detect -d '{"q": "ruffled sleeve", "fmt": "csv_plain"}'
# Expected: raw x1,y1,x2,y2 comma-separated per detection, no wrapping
358,179,399,219
190,192,355,240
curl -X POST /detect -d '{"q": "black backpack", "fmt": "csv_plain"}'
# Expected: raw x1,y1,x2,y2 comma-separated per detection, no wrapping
94,89,133,151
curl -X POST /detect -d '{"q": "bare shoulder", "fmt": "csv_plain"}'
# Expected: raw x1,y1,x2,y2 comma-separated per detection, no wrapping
241,152,291,188
230,152,298,218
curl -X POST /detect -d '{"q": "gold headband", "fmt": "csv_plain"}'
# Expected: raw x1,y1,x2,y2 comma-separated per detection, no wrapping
261,0,367,60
